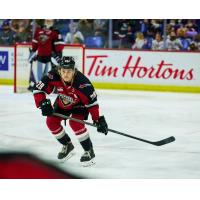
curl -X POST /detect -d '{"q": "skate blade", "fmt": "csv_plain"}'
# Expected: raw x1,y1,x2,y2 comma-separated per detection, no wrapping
81,159,95,167
59,150,75,163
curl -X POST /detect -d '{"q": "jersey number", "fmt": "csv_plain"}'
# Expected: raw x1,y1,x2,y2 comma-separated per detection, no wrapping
36,81,45,90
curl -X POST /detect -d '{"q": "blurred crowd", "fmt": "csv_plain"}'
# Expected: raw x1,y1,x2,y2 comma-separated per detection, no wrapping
1,19,200,51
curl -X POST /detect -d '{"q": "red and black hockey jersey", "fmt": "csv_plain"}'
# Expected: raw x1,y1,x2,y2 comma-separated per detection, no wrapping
33,70,100,121
32,27,65,57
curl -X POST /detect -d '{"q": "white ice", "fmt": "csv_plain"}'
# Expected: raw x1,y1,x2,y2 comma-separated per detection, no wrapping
0,85,200,178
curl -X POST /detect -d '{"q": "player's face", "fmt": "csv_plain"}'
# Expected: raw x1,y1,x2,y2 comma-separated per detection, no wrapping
59,68,75,82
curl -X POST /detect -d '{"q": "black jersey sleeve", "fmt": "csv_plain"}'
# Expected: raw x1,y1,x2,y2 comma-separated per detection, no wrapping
33,70,57,95
73,71,98,108
33,70,58,108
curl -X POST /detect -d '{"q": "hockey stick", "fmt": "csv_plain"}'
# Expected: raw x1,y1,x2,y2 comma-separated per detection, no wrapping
53,113,175,146
28,61,33,84
28,61,37,89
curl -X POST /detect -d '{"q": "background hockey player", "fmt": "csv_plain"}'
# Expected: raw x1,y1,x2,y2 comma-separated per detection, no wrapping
33,56,108,166
28,19,65,91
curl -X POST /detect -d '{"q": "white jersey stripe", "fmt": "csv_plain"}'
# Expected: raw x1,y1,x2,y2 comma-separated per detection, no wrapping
54,41,65,45
33,90,46,95
32,39,38,43
85,101,98,108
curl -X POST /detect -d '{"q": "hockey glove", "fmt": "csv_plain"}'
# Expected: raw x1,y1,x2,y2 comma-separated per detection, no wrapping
94,116,108,135
51,52,62,66
39,99,53,116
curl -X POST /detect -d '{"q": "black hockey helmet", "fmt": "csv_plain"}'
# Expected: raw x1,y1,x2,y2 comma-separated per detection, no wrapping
60,56,75,69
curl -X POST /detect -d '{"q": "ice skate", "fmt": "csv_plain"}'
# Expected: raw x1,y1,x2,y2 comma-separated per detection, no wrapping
58,142,75,161
80,148,95,167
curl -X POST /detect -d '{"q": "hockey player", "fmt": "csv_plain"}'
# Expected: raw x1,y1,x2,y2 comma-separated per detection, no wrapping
28,19,65,91
33,56,108,166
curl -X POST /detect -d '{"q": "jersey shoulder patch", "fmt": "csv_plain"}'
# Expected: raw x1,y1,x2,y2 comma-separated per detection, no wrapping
73,71,93,90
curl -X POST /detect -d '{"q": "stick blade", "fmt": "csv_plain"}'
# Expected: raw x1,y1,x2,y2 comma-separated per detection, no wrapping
152,136,175,146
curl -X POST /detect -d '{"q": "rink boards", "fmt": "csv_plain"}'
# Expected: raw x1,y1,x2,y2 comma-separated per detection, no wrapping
1,45,200,93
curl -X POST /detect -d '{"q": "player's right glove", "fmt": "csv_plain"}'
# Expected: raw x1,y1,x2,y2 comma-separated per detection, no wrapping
94,116,108,135
39,99,53,116
51,52,62,66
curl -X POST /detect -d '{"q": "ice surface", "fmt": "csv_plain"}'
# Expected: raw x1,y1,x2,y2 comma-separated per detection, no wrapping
0,85,200,178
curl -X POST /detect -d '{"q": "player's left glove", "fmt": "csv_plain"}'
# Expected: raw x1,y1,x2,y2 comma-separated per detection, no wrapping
39,99,53,116
94,116,108,135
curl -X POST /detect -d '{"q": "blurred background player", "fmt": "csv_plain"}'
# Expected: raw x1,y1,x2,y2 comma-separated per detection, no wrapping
33,56,108,166
28,19,65,91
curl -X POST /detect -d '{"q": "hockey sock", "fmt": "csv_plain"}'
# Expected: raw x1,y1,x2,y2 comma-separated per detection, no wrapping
76,131,93,151
80,137,93,151
57,134,71,145
54,129,71,145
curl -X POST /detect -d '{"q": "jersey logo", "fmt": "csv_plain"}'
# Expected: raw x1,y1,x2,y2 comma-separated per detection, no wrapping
39,34,49,43
79,83,91,89
59,94,74,106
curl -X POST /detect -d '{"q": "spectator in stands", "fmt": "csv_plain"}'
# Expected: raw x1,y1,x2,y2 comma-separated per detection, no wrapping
0,21,15,45
132,32,147,50
93,19,108,47
118,21,130,48
150,20,163,34
112,20,136,48
185,20,198,39
165,23,175,37
166,31,183,50
151,33,164,50
176,26,188,37
144,26,154,49
169,19,176,30
177,28,190,50
10,19,30,32
194,34,200,50
78,19,94,38
112,19,126,48
188,41,198,51
126,24,135,48
188,34,200,51
140,19,150,35
93,19,108,37
17,25,32,43
0,19,7,28
65,22,84,44
127,19,140,35
10,19,32,43
54,19,70,40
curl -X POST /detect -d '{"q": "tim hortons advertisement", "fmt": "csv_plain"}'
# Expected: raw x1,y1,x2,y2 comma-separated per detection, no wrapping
85,49,200,87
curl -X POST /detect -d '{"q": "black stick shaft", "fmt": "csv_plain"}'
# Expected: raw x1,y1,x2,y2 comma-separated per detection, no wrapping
53,113,175,146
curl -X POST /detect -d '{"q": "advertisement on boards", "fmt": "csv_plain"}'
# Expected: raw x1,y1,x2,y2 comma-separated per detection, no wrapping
85,49,200,88
0,51,8,71
0,47,14,82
